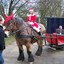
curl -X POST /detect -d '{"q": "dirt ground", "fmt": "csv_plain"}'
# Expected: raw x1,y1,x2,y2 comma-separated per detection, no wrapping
3,42,64,64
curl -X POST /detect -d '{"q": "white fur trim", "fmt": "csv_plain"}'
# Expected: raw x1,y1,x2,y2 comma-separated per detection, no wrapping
28,22,34,25
29,9,34,12
33,27,40,32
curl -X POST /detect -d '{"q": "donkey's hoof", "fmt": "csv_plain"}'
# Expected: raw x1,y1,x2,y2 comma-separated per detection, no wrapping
28,54,34,62
28,57,34,62
17,56,24,61
36,51,42,56
36,47,42,56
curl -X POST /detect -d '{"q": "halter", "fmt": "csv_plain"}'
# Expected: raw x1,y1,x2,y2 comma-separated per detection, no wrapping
4,17,29,35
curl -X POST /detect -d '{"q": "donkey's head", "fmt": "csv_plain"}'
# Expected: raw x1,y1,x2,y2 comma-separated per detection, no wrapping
4,14,17,32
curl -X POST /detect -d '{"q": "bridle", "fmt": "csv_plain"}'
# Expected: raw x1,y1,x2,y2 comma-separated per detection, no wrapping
5,18,30,35
5,18,42,39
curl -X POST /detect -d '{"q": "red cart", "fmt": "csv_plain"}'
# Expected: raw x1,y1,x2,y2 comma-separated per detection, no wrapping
45,17,64,49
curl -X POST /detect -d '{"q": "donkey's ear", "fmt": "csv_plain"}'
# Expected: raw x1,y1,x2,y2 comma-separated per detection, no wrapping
11,13,14,17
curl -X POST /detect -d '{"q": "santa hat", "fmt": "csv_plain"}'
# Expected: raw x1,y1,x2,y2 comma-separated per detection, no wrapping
4,13,14,25
29,8,34,12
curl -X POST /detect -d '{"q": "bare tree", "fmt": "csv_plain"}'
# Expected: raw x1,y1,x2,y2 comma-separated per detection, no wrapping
0,1,4,17
1,0,29,16
38,0,62,26
8,0,29,15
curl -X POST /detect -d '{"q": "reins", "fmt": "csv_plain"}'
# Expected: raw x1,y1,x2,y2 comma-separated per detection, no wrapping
6,17,43,39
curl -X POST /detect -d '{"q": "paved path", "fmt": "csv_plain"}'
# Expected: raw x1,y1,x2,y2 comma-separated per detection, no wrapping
3,42,64,64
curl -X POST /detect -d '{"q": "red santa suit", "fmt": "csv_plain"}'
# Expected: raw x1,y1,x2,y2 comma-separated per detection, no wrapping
26,13,40,32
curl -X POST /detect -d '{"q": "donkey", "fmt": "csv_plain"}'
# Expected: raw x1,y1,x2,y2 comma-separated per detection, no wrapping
4,14,46,62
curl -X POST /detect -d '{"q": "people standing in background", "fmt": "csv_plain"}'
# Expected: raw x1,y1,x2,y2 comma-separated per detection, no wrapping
0,16,5,64
56,25,64,34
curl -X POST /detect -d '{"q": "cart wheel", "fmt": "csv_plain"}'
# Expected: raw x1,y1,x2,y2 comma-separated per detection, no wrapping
61,45,64,50
56,45,64,50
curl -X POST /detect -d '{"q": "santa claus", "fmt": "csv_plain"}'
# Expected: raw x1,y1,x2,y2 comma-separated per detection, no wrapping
26,8,41,35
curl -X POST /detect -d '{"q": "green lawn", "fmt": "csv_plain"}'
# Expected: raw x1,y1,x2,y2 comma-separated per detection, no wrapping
5,35,15,45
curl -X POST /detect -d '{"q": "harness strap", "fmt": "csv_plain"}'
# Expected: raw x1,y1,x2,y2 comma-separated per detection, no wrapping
28,24,37,35
16,34,34,38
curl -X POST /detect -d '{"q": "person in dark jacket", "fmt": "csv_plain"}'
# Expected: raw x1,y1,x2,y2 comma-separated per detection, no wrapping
56,25,64,35
0,16,5,64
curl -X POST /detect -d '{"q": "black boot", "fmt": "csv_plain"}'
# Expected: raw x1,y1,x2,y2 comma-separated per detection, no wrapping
38,32,41,36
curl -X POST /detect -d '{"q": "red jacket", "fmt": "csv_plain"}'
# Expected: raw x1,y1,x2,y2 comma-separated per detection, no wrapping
26,14,38,28
26,14,36,22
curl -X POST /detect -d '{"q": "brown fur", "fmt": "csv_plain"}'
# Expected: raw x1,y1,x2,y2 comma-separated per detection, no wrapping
5,17,46,62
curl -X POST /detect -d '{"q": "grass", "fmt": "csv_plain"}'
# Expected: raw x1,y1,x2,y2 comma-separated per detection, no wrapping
5,35,15,45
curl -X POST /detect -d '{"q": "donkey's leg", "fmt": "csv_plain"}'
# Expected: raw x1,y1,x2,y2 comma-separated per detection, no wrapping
26,42,34,62
17,47,24,61
15,38,24,61
36,40,43,56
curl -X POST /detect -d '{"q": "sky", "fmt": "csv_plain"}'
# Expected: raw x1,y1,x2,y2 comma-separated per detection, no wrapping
28,0,38,7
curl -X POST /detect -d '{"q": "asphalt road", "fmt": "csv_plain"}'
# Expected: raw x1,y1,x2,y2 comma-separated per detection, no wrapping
3,42,64,64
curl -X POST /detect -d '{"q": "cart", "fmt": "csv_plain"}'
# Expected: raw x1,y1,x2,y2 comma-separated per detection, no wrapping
45,17,64,49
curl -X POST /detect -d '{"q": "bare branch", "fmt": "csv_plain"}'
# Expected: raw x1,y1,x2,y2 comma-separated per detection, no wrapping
14,0,28,15
8,0,15,15
12,0,21,10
